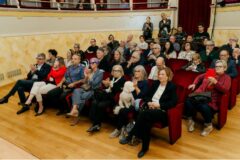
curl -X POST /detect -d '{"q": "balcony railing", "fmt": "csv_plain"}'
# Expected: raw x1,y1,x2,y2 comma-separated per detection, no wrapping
0,0,171,11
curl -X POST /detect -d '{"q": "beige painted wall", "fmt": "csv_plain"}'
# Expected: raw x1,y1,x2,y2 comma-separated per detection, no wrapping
209,4,240,46
0,9,176,86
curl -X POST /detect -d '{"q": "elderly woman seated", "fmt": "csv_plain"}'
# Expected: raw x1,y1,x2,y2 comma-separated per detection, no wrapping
119,67,177,158
24,57,66,116
182,53,206,73
185,60,231,136
67,58,103,125
87,65,126,132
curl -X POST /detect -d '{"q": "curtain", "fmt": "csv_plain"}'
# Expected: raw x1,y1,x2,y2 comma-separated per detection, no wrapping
178,0,212,35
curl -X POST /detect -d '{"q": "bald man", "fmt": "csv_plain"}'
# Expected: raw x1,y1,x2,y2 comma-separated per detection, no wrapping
148,57,166,80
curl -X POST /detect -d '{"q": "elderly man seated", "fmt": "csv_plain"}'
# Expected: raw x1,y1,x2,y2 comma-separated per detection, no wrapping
0,53,51,114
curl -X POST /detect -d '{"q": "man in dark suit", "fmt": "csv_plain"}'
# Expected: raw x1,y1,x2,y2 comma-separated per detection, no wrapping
0,53,51,114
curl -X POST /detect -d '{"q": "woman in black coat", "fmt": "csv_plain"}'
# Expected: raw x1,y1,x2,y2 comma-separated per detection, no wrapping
119,67,178,158
87,65,125,132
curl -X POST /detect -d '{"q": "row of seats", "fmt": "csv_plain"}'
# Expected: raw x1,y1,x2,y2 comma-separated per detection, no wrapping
69,53,239,144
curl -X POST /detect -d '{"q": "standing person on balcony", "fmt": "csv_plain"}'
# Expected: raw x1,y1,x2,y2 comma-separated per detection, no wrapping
97,0,107,9
159,13,171,37
76,0,91,9
119,0,129,8
142,16,153,41
185,60,231,136
119,67,177,158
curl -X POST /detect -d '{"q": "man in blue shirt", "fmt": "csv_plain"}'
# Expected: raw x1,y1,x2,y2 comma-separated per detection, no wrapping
44,53,85,115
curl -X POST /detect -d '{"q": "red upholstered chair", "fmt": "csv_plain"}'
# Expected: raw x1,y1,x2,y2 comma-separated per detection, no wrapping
229,77,238,109
137,80,184,144
216,92,230,129
166,59,189,73
85,53,96,61
144,64,152,75
237,66,240,94
172,70,201,88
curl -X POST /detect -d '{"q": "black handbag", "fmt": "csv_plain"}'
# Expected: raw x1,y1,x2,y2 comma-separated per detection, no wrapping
188,91,212,104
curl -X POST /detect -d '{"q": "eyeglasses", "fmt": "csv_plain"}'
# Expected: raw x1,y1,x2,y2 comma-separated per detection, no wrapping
215,65,224,68
113,70,121,72
134,70,141,72
37,58,44,60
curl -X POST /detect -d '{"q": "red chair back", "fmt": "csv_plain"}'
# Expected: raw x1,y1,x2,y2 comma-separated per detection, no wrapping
166,59,189,73
229,77,238,109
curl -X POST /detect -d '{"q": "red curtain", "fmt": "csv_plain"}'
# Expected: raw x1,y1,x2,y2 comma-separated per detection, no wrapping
178,0,212,35
133,0,147,9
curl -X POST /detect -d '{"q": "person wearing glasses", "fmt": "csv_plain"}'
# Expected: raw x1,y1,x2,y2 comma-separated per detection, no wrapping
0,53,51,114
147,44,164,66
185,60,231,136
24,57,67,116
148,57,166,80
210,49,238,78
110,65,148,139
67,58,103,125
231,48,240,66
122,51,142,76
120,67,177,158
87,65,126,132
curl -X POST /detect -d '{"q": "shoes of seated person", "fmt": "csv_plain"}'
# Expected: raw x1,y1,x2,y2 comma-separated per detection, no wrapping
119,127,127,140
129,136,141,146
187,119,195,132
16,106,30,115
109,129,120,138
126,121,135,133
200,124,213,136
119,136,131,145
137,149,148,158
87,124,101,133
35,111,44,116
0,97,8,104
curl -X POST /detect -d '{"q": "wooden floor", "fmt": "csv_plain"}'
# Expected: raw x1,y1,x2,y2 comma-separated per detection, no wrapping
0,84,240,159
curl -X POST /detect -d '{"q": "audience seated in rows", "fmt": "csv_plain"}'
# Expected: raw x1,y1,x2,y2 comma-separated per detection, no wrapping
148,57,166,80
199,40,219,63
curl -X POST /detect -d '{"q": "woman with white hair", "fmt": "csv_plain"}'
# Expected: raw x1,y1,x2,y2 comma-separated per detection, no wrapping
87,65,126,133
110,65,148,139
67,58,103,125
185,60,231,136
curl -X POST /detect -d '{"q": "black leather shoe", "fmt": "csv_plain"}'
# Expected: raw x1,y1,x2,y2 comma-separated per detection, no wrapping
0,97,8,104
16,106,29,115
137,149,148,158
87,125,101,133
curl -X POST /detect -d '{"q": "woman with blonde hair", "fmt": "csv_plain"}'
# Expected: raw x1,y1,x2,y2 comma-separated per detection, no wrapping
87,65,126,132
120,67,177,158
110,50,126,69
182,53,206,73
110,65,148,139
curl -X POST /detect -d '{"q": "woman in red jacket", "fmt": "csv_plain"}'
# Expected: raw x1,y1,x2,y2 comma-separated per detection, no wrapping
185,60,231,136
24,57,67,116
